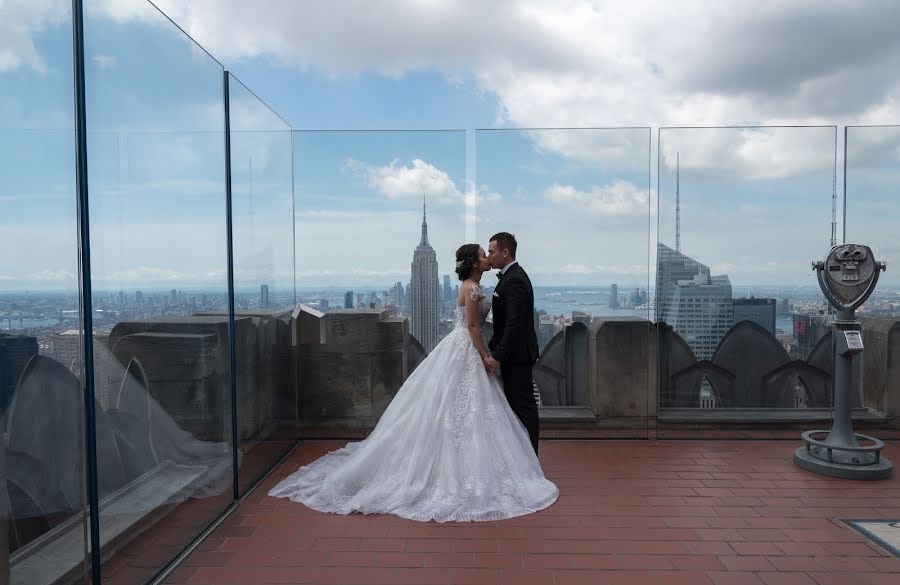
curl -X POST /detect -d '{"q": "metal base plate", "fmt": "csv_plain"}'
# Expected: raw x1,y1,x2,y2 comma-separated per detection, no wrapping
843,520,900,557
794,447,893,480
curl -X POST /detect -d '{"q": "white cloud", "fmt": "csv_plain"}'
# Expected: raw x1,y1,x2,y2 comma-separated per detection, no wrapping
91,53,117,69
101,266,188,283
8,1,900,133
523,128,651,169
466,181,502,206
0,0,68,73
28,269,77,283
296,267,409,280
348,157,462,204
659,126,838,180
1,0,170,74
145,0,900,171
8,1,900,168
343,157,501,207
543,180,648,216
530,263,648,277
301,209,406,220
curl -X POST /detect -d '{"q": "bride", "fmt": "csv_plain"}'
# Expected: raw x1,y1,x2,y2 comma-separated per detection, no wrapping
268,243,558,522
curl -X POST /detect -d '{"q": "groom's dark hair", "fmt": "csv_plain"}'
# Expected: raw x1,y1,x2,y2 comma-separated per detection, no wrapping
490,232,517,259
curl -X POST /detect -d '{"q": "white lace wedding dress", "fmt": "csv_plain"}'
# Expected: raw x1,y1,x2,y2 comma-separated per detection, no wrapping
268,286,558,522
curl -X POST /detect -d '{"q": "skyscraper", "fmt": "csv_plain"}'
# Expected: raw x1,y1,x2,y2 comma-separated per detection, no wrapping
609,284,619,308
0,333,38,415
390,282,404,307
344,290,354,309
733,298,776,334
443,275,452,302
656,158,736,360
656,243,733,360
571,311,592,326
792,313,829,359
260,284,270,309
410,200,440,352
777,298,791,315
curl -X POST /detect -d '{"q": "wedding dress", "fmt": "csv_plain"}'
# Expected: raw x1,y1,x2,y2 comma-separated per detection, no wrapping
268,285,558,522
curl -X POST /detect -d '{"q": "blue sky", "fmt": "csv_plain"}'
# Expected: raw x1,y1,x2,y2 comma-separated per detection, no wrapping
2,0,900,292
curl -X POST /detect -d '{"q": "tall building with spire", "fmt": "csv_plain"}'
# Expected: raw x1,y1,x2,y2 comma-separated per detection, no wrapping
656,157,733,361
410,200,440,352
656,243,733,361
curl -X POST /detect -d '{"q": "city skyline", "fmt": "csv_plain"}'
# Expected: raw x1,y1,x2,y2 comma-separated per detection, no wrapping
5,123,900,290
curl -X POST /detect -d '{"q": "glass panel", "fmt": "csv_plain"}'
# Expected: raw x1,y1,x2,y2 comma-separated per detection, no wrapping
84,0,232,581
293,130,466,437
227,74,297,494
845,125,900,416
476,128,652,438
0,4,90,585
656,127,837,435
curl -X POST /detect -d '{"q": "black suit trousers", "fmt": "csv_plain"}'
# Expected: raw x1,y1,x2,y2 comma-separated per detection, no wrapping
500,363,540,455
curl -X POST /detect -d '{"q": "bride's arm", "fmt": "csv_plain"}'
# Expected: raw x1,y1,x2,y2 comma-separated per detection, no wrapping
464,283,491,361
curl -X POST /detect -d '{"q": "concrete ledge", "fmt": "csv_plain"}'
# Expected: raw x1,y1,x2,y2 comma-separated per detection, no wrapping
658,407,887,423
10,462,208,585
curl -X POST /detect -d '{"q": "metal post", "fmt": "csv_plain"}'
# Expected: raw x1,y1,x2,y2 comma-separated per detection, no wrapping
829,310,859,449
71,0,103,579
223,71,240,500
1,433,9,585
290,130,297,306
842,127,848,243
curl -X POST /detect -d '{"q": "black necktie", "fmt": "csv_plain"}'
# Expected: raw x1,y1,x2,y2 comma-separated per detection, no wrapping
496,271,504,280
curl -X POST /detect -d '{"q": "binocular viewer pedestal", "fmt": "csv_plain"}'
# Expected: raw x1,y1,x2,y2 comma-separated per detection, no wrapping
793,244,892,480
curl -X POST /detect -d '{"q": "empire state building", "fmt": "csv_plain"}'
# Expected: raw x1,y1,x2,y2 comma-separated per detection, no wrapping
410,201,440,352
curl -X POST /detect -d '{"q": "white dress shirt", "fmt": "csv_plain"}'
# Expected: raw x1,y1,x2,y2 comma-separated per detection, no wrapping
500,260,518,276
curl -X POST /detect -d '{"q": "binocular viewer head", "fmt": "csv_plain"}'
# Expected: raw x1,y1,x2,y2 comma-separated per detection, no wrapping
814,244,885,311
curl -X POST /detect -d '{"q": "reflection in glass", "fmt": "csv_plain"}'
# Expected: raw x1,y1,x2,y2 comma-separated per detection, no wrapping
657,126,837,411
293,130,466,436
83,0,232,582
0,3,90,584
845,126,900,310
227,74,297,494
845,126,900,415
476,129,651,436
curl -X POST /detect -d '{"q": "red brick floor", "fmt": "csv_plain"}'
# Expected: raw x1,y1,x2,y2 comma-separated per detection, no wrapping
165,440,900,585
100,439,295,585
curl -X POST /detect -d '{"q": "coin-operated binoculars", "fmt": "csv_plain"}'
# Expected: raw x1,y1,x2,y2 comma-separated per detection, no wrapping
794,244,892,479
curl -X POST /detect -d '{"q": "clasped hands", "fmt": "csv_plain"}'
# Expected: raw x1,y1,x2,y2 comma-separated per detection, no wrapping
483,355,500,375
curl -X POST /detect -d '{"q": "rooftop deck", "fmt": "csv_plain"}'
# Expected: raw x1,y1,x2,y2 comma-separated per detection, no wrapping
155,439,899,585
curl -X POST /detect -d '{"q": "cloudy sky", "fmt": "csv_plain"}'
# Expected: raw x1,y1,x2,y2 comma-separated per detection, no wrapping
2,0,899,292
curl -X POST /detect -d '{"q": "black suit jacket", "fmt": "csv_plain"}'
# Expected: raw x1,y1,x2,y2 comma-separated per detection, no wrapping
488,263,539,365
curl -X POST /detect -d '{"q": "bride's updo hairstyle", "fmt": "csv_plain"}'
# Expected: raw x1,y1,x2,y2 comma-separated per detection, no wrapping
454,243,481,281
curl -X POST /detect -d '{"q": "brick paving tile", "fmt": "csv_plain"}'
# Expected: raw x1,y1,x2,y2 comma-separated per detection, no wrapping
130,440,900,585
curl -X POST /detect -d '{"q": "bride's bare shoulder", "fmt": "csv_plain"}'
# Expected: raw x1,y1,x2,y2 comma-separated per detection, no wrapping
466,281,486,300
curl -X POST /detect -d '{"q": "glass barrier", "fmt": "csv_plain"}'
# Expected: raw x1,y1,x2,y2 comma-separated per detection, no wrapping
0,0,90,585
293,130,466,437
0,4,90,585
84,0,232,582
845,125,900,416
476,128,652,438
227,73,297,494
656,126,837,432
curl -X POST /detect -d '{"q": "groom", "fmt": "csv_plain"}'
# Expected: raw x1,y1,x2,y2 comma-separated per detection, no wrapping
485,232,540,455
